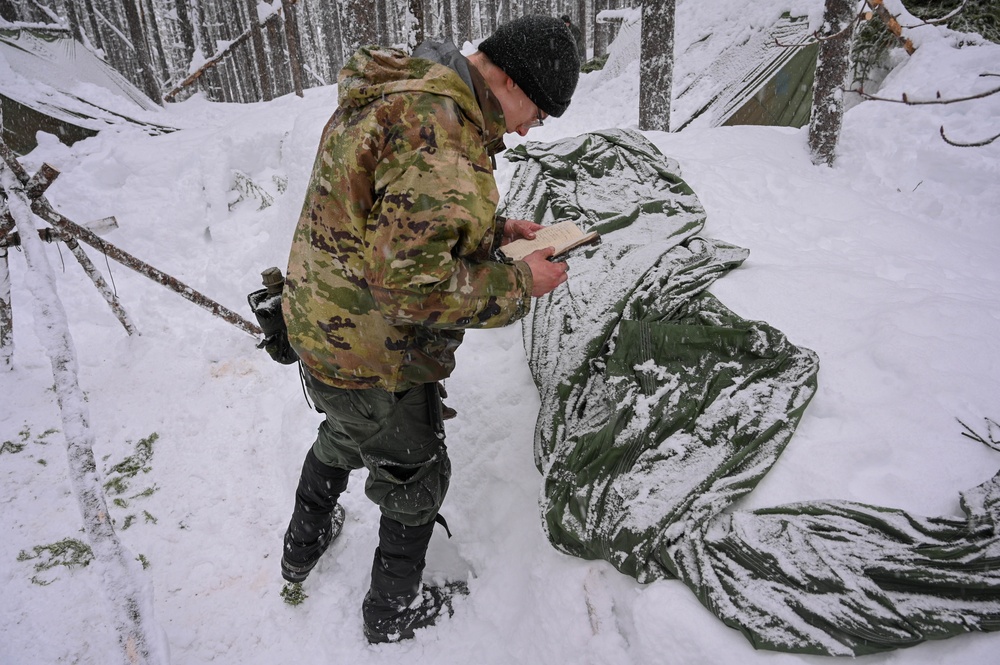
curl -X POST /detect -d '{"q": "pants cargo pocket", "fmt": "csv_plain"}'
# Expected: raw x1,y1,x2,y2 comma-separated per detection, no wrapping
361,439,451,526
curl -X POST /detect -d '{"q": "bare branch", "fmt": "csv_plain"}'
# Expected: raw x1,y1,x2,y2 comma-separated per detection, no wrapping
957,417,1000,452
940,126,1000,147
852,82,1000,105
900,0,969,28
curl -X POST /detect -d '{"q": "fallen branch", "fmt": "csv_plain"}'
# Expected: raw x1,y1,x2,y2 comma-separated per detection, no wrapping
163,10,283,102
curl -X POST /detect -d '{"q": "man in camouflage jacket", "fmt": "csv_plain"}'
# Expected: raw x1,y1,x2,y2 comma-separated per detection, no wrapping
279,16,581,644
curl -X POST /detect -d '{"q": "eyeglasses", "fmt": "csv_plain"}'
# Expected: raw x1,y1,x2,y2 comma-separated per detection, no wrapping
525,108,545,130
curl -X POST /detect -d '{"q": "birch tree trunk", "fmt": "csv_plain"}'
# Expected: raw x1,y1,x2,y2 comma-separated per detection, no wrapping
2,166,168,665
808,0,856,166
638,0,675,131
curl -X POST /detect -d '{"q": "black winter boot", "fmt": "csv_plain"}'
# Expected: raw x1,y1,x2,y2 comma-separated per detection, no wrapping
281,448,350,583
362,515,467,644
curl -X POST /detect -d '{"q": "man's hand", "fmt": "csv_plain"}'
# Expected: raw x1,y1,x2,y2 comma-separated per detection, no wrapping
522,247,569,297
502,218,544,246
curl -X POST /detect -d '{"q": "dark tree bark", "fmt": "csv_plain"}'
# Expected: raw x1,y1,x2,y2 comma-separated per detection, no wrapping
442,0,454,43
808,0,856,166
143,0,171,83
456,0,471,46
174,0,197,71
339,0,378,63
375,0,389,44
65,0,86,42
638,0,675,131
245,0,273,100
123,0,163,103
82,0,105,51
575,0,587,58
281,0,304,96
593,0,608,58
408,0,425,46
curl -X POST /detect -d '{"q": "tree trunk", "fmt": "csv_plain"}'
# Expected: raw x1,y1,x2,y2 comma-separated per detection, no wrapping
593,0,608,58
638,0,675,131
442,0,454,44
82,0,105,51
375,0,389,44
576,0,587,59
123,0,163,103
66,0,86,43
142,0,170,83
456,0,471,46
174,0,197,74
808,0,856,166
339,0,378,63
408,0,425,47
245,0,274,100
282,0,305,96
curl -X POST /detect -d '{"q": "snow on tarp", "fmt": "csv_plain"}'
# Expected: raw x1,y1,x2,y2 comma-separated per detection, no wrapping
598,4,820,131
501,128,1000,657
0,26,171,154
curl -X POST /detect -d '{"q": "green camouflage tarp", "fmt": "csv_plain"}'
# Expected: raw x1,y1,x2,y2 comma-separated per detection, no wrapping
500,128,1000,656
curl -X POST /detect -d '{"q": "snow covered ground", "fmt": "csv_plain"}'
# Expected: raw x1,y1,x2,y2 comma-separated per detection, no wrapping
2,8,999,665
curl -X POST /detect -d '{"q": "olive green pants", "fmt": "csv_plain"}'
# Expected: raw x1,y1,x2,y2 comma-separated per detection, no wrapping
304,371,451,527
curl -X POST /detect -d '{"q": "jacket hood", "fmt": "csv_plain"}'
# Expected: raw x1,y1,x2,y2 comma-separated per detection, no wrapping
338,45,488,133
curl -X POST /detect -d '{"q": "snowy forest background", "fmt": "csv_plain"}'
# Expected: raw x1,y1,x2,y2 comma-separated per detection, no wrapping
2,0,1000,664
0,0,632,104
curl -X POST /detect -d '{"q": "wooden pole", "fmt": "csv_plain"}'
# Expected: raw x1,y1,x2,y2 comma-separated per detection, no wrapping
3,166,168,665
0,210,13,369
12,159,137,336
0,141,261,337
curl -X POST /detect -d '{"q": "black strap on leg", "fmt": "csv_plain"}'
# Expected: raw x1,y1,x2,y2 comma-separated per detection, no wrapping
434,513,453,539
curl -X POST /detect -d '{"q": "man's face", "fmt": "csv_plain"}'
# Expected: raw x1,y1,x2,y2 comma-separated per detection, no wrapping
496,78,548,137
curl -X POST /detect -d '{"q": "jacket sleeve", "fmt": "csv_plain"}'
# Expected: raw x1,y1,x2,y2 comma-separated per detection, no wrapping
366,102,533,330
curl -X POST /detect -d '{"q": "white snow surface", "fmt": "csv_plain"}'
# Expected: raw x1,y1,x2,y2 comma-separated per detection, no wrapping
2,13,1000,665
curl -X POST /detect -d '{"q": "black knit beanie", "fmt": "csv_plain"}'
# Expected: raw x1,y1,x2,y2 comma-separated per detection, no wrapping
478,15,580,117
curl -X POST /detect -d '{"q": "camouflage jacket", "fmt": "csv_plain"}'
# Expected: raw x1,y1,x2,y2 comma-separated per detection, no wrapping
283,43,533,392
